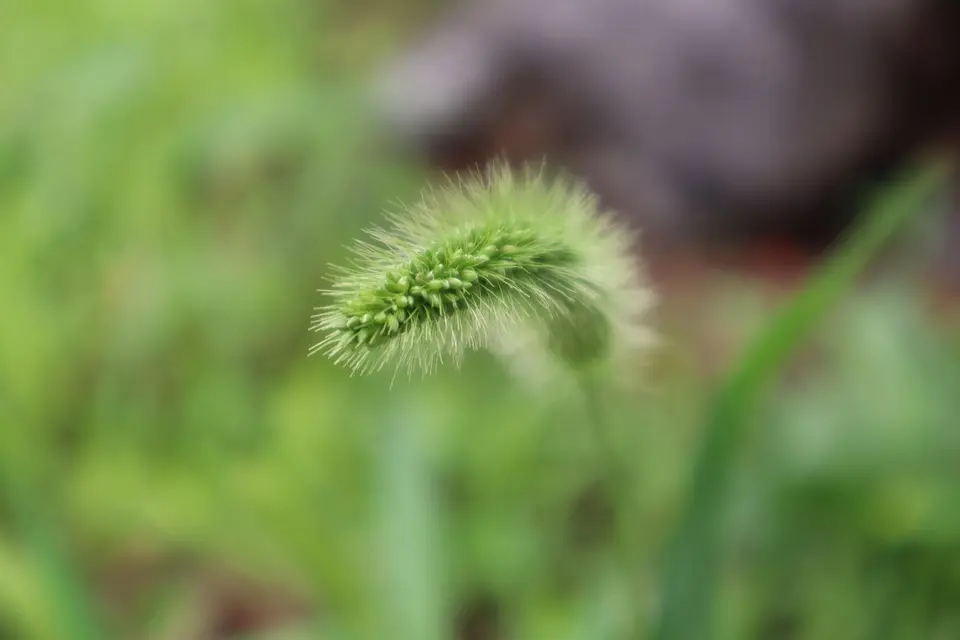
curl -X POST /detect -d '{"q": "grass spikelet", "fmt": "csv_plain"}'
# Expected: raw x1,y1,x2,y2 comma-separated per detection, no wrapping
311,162,654,378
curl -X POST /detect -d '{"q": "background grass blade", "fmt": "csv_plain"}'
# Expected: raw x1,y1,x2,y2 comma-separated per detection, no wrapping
653,160,950,640
377,401,447,640
2,472,105,640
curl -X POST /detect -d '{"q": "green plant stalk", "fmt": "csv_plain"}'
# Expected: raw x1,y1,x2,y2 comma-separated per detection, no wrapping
580,374,637,516
653,161,949,640
580,374,644,635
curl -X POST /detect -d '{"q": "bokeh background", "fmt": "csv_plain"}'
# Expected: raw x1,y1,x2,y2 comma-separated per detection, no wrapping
2,1,959,638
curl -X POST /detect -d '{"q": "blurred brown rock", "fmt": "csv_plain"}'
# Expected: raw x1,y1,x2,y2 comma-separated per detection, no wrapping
373,0,960,276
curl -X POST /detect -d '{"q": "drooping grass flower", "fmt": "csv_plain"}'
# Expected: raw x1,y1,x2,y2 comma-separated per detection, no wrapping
311,163,654,378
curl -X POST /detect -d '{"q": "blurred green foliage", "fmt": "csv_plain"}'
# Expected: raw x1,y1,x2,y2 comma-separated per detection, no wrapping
1,1,959,639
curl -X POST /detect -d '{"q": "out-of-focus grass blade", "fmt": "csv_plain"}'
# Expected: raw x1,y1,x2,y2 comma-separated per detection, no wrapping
227,622,331,640
0,537,55,639
376,401,447,640
653,160,950,640
2,472,105,640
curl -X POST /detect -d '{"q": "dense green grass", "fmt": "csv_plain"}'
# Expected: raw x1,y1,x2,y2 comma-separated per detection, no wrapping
2,1,959,638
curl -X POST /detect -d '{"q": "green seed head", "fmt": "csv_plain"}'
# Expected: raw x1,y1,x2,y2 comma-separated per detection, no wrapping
310,163,655,378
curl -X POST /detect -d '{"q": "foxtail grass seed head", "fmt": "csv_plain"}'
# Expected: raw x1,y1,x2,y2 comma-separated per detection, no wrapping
311,163,655,379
